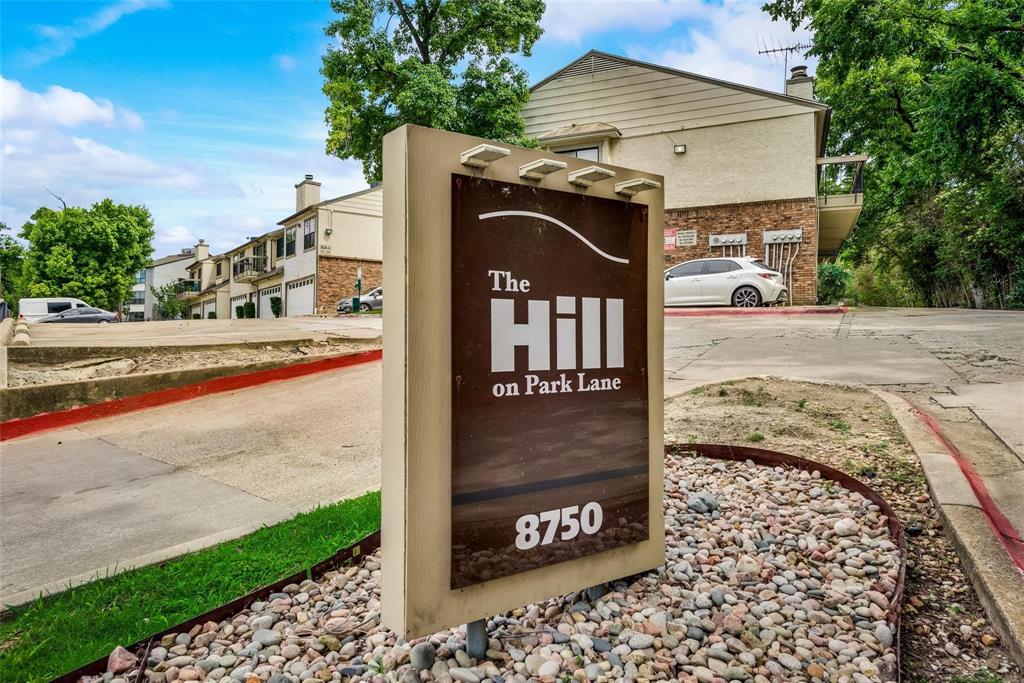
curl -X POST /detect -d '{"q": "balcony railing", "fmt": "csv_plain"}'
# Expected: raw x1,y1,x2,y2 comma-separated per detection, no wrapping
232,256,267,281
175,279,201,299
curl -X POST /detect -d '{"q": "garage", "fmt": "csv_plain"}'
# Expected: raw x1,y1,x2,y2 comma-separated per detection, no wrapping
230,294,247,318
285,277,314,317
202,298,217,319
259,285,282,319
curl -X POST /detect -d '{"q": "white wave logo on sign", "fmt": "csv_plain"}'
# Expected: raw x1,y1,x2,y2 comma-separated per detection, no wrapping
480,211,626,397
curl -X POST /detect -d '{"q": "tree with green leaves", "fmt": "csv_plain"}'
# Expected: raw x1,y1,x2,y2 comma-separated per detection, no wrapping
765,0,1024,308
151,282,189,320
0,222,25,309
19,199,155,312
321,0,546,182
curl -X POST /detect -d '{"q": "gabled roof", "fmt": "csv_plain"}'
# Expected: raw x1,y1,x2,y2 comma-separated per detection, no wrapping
150,252,194,268
277,185,384,226
531,50,826,111
538,122,621,143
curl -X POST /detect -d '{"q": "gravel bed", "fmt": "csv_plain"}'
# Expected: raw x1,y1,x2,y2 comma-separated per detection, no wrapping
97,454,902,683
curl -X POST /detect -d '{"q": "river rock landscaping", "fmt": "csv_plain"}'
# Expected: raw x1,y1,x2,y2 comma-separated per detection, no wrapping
94,453,905,683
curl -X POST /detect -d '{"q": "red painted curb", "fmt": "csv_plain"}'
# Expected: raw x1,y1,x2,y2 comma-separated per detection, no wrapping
664,306,847,317
907,399,1024,573
0,349,383,442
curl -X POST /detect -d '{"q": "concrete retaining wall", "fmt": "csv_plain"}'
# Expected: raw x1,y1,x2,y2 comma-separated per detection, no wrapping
0,353,359,421
5,337,350,364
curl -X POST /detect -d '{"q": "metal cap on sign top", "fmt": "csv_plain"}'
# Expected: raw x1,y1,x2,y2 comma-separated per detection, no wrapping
519,158,568,180
614,178,662,197
567,165,616,187
460,144,512,169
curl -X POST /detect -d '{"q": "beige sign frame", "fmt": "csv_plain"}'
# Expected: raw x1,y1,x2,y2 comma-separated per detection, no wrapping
382,124,665,639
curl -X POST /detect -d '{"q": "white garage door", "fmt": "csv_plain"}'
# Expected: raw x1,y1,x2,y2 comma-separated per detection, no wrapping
191,304,201,319
286,277,314,317
202,299,216,318
260,285,281,318
230,294,247,318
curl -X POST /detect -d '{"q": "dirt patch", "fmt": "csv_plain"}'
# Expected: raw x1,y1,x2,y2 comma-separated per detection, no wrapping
7,339,380,388
666,377,1023,683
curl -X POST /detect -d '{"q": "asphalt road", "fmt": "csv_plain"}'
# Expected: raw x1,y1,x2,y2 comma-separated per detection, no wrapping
1,307,1021,607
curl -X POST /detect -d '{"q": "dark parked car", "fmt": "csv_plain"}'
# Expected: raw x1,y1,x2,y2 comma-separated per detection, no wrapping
336,288,383,313
37,307,119,323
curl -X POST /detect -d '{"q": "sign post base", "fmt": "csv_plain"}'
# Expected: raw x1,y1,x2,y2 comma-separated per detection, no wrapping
467,618,487,660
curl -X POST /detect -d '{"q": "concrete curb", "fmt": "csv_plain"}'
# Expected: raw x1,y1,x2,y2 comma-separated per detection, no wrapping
874,390,1024,669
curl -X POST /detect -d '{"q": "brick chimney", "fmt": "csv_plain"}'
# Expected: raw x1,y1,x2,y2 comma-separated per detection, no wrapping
194,239,209,261
295,174,322,212
785,65,814,100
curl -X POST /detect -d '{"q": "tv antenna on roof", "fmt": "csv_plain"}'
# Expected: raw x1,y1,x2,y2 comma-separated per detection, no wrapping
757,37,812,90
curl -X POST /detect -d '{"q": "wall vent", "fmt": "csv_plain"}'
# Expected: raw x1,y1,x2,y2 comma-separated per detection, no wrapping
556,53,628,80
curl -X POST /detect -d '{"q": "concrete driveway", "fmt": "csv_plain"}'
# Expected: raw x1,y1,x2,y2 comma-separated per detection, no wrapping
2,307,1021,607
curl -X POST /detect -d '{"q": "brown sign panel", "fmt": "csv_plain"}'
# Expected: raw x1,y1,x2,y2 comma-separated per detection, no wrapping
451,174,650,589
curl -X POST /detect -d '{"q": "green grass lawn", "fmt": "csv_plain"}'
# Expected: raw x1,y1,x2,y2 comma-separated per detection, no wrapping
0,491,381,682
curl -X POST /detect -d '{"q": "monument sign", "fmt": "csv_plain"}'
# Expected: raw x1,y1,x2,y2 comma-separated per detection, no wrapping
382,125,665,638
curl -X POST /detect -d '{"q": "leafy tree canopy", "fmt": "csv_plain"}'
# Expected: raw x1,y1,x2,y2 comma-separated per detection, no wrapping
0,222,25,306
764,0,1024,308
322,0,546,182
151,282,189,320
19,199,155,312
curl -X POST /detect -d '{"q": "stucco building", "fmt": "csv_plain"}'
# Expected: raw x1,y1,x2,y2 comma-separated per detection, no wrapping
521,51,864,304
176,177,383,318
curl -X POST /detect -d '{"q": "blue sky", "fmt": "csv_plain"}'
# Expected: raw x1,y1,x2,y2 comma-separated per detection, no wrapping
0,0,810,255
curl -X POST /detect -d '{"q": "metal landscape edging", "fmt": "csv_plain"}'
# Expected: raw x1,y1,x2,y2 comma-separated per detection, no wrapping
52,444,905,682
50,530,381,683
679,443,907,682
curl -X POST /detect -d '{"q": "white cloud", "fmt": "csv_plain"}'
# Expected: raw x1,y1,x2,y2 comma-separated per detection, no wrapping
276,55,298,71
0,76,242,242
156,224,196,245
1,76,144,130
624,0,815,91
541,0,704,44
24,0,170,65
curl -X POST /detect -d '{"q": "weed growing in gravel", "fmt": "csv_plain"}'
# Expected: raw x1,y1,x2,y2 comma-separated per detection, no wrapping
746,430,765,443
829,419,852,434
718,387,729,397
740,386,768,406
796,398,808,410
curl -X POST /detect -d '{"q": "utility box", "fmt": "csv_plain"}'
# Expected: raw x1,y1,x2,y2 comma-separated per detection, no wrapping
381,124,665,638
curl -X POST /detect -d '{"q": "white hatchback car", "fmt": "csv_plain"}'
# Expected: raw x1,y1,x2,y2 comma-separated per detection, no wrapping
665,257,787,307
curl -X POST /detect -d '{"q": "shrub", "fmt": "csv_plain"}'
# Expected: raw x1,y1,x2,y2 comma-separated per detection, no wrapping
235,305,245,319
191,313,201,319
817,262,852,305
243,301,256,318
270,296,282,318
207,311,216,319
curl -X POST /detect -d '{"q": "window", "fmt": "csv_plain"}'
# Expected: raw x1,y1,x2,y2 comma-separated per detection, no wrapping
705,260,740,274
669,261,704,278
47,302,72,314
556,146,600,161
129,296,145,305
303,218,316,250
276,236,285,258
134,270,146,284
253,243,266,257
285,227,297,256
216,262,222,277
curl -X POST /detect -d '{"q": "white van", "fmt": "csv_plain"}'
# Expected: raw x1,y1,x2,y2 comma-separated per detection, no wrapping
19,297,92,322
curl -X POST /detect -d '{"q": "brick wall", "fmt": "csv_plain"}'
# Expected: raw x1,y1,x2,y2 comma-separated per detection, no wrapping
317,256,383,313
664,197,819,305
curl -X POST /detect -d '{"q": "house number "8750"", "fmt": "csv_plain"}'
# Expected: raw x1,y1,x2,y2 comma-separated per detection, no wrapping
515,502,603,550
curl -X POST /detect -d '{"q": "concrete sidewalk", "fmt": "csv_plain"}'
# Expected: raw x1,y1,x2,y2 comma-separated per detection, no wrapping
0,361,382,607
